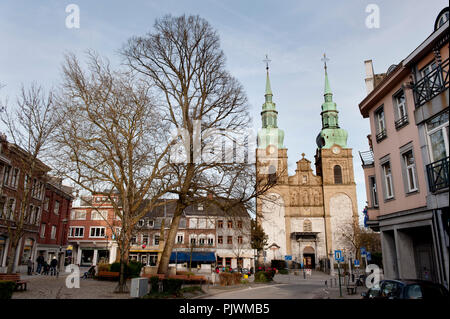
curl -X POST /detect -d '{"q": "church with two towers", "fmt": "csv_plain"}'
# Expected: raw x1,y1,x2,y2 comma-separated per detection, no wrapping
256,57,359,268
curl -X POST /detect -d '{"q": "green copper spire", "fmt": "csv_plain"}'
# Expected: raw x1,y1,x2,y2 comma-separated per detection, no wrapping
265,68,273,96
324,66,332,96
316,54,348,149
257,55,285,149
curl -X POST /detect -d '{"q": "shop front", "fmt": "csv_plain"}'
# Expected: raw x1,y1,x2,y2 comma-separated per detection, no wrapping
129,249,159,266
71,242,116,266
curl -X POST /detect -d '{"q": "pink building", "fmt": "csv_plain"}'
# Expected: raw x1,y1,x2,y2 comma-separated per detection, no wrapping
358,8,449,288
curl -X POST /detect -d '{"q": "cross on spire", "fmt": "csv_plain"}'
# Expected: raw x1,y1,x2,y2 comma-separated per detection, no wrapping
263,54,271,71
321,53,330,70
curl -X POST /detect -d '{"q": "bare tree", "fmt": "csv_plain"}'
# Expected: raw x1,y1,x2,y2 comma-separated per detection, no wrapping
338,223,381,260
122,14,278,275
0,84,59,273
52,52,177,292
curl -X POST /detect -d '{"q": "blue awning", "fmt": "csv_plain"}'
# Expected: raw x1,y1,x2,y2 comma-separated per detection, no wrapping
169,252,216,263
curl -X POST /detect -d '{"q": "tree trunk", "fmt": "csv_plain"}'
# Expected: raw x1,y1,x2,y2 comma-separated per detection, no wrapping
114,241,129,293
157,201,184,274
6,237,20,274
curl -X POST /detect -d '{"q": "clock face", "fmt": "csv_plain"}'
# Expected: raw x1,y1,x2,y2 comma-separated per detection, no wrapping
332,146,340,154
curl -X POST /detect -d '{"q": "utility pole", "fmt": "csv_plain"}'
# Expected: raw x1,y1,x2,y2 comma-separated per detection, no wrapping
349,251,353,283
338,261,342,297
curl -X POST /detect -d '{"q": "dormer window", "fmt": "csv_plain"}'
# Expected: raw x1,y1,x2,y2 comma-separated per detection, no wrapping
435,8,449,30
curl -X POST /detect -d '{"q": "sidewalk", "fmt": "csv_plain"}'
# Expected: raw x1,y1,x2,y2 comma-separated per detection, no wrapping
12,272,131,299
314,286,363,299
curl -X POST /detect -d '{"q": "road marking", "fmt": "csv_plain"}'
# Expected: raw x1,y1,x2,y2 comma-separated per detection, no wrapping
247,284,288,290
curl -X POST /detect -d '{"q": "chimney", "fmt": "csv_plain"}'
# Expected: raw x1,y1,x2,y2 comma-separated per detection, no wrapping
207,192,213,200
364,60,375,94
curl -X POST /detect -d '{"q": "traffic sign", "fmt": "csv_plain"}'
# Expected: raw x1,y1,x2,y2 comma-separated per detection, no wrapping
354,259,360,267
334,250,344,262
284,255,292,261
366,252,372,261
360,247,366,256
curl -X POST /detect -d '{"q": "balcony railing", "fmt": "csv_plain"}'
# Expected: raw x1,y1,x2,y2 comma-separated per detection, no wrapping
413,58,449,107
395,115,409,130
375,129,387,142
426,156,449,193
359,150,374,167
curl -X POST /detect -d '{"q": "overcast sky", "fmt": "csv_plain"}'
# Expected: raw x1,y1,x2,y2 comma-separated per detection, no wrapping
1,0,447,221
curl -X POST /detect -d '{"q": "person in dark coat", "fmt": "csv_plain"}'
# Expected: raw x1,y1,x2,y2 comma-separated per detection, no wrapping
36,254,44,274
50,257,58,276
42,261,50,275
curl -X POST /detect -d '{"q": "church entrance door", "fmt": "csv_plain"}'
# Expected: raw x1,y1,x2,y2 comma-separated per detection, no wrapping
303,246,315,269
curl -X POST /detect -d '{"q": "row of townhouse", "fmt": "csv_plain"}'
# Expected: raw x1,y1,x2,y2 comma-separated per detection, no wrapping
0,134,73,273
68,194,254,270
358,8,449,288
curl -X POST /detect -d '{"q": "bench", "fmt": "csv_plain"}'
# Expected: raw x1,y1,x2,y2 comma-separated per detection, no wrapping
0,273,28,291
97,271,119,280
142,273,166,280
346,283,357,295
187,275,207,284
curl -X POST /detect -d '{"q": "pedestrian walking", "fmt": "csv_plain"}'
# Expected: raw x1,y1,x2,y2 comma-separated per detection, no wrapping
50,257,58,276
27,258,34,275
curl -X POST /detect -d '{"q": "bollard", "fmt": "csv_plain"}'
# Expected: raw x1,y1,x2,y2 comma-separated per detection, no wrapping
325,280,328,288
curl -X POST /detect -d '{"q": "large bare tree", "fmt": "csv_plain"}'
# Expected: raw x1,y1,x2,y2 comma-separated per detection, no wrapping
52,52,177,292
0,84,59,273
122,14,277,275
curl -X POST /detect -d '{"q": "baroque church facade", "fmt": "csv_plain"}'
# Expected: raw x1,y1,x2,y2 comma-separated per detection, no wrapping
256,59,358,269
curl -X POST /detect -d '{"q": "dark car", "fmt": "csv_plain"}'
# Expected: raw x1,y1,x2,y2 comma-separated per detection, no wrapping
361,279,449,299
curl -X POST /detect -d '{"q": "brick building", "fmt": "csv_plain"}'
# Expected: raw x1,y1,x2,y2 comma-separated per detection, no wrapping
36,177,74,270
0,135,49,273
68,193,121,266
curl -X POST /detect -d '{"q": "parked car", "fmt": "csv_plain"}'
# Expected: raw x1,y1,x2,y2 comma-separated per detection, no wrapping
361,279,449,299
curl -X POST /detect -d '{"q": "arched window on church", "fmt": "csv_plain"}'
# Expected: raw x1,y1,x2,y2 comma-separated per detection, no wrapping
334,165,343,184
303,219,312,232
268,165,277,184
